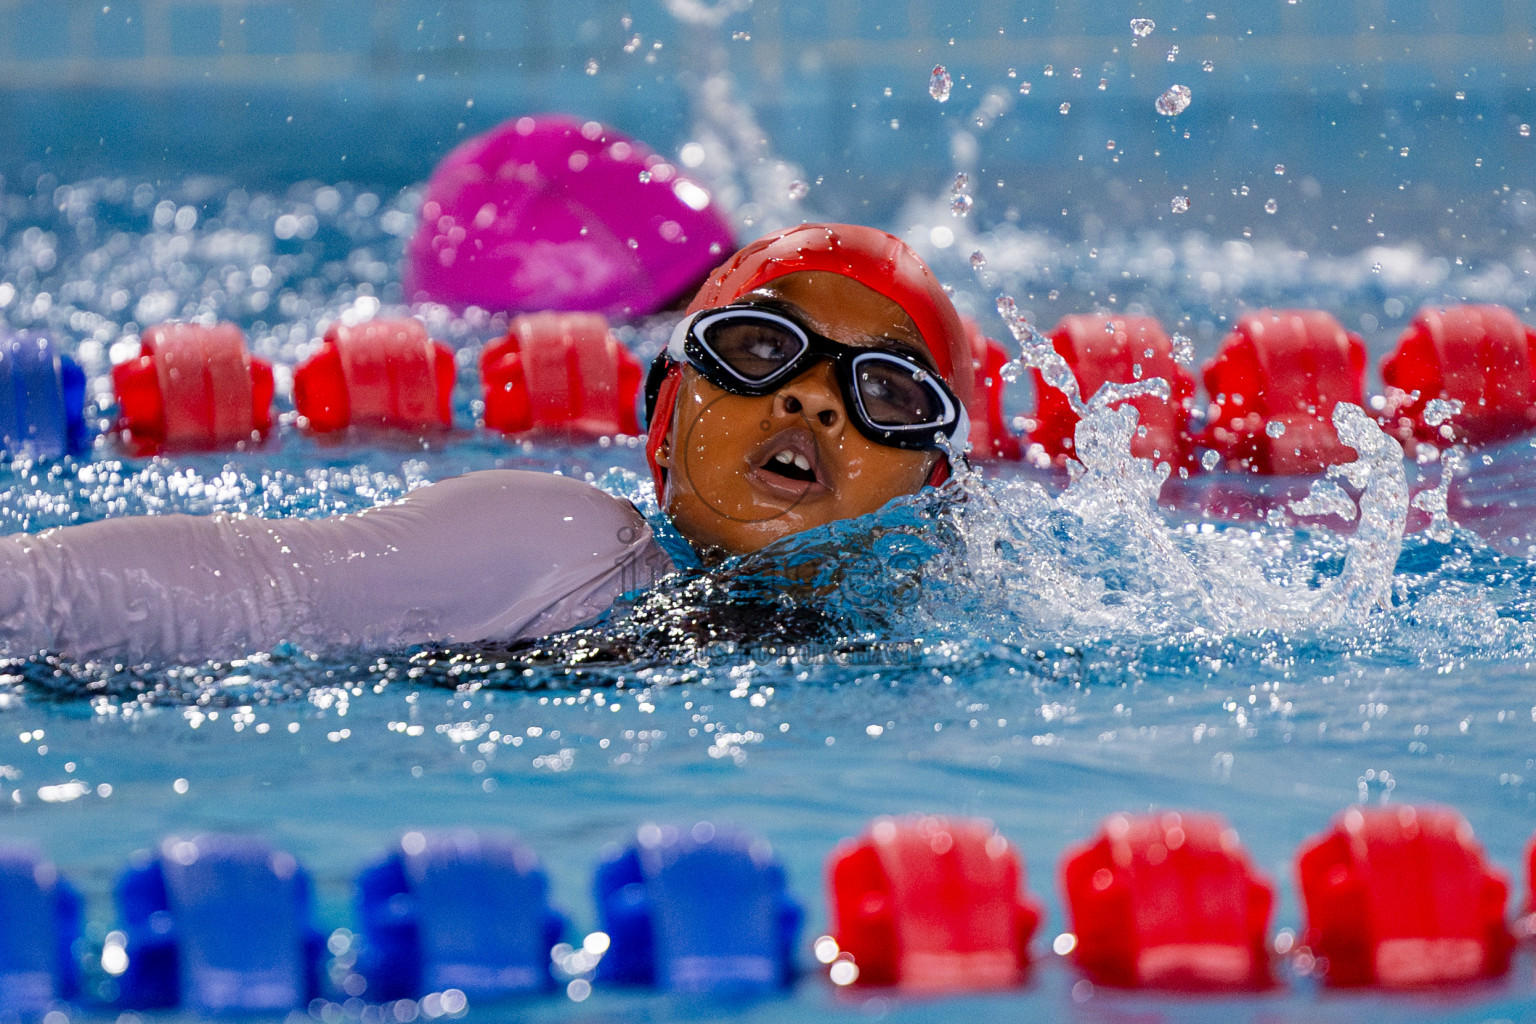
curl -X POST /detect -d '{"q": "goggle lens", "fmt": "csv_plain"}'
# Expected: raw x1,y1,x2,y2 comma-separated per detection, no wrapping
697,317,809,384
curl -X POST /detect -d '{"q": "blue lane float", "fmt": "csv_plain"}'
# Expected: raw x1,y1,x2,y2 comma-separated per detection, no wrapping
593,822,802,995
0,331,89,460
354,830,567,1002
111,835,324,1014
0,846,81,1017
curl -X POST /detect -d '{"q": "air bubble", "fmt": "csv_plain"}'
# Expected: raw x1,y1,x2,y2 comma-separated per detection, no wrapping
1156,85,1192,116
929,66,952,102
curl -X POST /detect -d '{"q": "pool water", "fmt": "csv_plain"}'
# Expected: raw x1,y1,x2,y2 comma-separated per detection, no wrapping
4,3,1536,1020
3,171,1535,1023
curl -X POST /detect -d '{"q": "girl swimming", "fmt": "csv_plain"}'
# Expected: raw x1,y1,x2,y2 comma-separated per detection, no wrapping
0,224,979,664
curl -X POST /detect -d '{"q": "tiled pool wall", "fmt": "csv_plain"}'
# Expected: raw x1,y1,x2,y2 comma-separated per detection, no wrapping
1,0,1533,209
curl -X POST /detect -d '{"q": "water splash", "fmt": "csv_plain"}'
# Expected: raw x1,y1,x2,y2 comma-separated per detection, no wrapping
663,0,807,233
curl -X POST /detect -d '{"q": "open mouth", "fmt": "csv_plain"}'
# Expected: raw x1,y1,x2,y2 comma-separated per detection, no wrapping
747,428,830,500
760,448,818,483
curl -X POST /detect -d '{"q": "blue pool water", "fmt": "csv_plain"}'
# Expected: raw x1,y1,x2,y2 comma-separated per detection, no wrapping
4,2,1536,1021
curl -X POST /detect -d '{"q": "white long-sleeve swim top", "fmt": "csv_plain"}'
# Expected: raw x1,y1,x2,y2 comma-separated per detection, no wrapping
0,470,674,663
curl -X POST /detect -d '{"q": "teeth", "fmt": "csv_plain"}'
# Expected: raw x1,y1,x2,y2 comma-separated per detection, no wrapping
774,451,794,464
793,453,811,472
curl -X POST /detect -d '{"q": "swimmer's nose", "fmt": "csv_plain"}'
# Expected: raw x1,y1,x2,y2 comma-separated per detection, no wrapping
776,360,845,432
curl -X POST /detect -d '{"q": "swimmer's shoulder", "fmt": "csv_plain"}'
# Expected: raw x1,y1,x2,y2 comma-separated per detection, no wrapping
385,470,659,554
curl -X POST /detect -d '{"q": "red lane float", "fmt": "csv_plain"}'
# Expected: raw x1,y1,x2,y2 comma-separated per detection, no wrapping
1030,315,1195,469
962,318,1022,460
481,312,641,437
825,815,1041,992
1061,812,1274,990
1296,805,1512,987
112,323,274,452
1200,309,1367,475
1378,305,1536,449
293,319,455,433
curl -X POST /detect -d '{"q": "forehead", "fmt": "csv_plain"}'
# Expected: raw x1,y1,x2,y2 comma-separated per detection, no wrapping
738,271,926,353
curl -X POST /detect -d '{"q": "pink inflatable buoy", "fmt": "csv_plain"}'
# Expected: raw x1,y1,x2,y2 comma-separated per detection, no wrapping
404,115,736,320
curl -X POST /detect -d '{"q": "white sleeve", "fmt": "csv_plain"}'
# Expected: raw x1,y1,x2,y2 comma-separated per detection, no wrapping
0,470,673,663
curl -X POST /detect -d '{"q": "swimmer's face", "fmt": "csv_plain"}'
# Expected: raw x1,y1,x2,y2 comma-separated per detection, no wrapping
655,271,942,557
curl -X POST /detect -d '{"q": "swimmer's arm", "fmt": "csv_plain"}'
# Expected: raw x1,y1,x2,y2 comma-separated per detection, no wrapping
0,470,673,663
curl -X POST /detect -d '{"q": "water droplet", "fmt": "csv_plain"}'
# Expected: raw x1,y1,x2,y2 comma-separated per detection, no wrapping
883,86,892,97
1454,91,1466,100
1399,147,1410,157
731,31,751,40
1266,420,1287,438
1171,333,1194,365
1170,194,1190,213
889,118,900,129
624,34,641,53
1071,67,1082,79
929,65,953,102
1098,78,1109,91
1201,450,1221,471
969,250,987,271
1043,65,1054,77
1059,102,1071,115
1156,84,1192,116
1131,18,1156,37
1264,198,1278,214
787,180,809,200
1371,261,1382,273
951,172,969,193
1019,82,1032,95
1202,60,1214,72
950,194,974,217
1166,45,1179,61
585,59,599,76
1106,139,1116,150
637,170,652,184
1274,164,1286,175
1522,124,1532,138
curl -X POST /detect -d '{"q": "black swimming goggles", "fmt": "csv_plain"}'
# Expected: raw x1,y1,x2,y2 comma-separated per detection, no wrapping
664,303,969,452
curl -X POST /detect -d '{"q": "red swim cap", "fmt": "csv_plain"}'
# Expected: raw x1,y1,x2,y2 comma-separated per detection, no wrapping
644,223,971,497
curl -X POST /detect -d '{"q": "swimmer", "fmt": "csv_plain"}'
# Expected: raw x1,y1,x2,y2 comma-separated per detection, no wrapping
0,224,976,663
